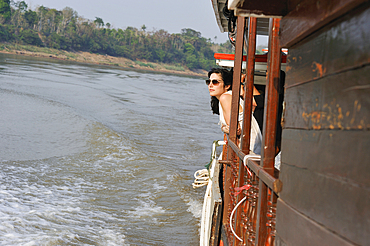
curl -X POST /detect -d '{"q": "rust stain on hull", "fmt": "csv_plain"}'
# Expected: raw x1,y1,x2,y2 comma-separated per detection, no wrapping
301,99,367,130
311,61,326,78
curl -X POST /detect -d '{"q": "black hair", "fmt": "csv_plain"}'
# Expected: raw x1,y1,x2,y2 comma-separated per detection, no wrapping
208,68,233,115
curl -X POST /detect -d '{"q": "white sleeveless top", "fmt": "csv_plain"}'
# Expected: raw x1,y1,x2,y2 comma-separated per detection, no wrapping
219,91,262,154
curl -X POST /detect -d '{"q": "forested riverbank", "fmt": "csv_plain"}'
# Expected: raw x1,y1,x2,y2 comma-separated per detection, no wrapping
0,42,209,77
0,0,235,74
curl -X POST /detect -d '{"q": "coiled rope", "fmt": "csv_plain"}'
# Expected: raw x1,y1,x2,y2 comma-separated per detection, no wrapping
192,140,225,189
192,169,209,188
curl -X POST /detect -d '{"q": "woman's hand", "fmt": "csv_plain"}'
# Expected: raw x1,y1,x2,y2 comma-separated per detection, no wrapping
221,124,229,134
221,124,241,135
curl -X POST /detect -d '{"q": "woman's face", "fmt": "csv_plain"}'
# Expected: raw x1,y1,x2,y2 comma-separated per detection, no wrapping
208,73,230,99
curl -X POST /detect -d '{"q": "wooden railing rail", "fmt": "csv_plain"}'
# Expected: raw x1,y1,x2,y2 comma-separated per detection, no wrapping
227,139,282,193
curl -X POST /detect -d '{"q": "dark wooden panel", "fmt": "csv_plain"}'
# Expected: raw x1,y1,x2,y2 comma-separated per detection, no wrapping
284,2,370,87
280,0,368,48
278,164,370,245
275,199,354,246
284,65,370,130
237,0,288,17
281,129,370,186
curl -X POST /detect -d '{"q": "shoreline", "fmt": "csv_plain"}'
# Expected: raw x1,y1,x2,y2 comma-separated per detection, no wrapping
0,43,208,78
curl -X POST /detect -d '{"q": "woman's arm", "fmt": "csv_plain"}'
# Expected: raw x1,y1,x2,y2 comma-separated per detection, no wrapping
220,93,242,135
219,93,232,126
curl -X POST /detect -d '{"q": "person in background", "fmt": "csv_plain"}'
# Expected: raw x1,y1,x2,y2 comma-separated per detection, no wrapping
240,71,285,169
239,73,264,154
240,74,265,133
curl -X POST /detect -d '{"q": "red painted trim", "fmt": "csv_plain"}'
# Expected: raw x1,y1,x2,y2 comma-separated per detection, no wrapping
214,53,286,63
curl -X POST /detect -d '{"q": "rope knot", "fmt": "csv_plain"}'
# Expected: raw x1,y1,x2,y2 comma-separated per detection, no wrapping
233,184,251,196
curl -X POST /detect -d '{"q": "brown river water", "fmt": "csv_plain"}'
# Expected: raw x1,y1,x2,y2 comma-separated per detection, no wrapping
0,53,222,245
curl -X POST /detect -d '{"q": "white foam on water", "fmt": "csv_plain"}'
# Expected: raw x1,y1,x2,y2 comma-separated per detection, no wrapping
153,182,167,191
0,131,134,245
153,179,168,192
186,197,203,219
128,199,166,218
98,229,127,246
22,241,37,246
165,172,203,221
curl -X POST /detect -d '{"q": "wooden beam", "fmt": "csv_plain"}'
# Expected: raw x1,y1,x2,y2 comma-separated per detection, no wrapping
229,0,288,18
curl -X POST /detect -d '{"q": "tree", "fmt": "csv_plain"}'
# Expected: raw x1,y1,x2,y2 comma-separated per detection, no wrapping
0,24,11,41
17,1,27,12
19,29,42,46
141,24,146,32
94,17,104,28
181,28,201,38
24,10,37,27
0,0,11,23
60,7,76,32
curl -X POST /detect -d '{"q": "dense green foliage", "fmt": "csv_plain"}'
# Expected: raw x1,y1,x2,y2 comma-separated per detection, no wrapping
0,0,11,23
1,1,234,70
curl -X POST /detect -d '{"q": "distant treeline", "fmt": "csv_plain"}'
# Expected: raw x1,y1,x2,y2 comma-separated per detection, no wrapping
0,0,235,70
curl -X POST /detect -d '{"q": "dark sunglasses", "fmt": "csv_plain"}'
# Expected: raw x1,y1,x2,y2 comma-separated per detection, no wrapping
205,79,222,86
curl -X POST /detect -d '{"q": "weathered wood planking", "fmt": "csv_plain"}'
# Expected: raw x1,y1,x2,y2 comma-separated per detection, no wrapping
277,1,370,246
281,129,370,186
278,162,370,245
284,65,370,130
284,2,370,87
275,200,355,246
280,0,368,48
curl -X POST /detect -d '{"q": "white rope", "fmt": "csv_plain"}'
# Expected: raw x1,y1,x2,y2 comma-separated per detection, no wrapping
243,154,261,168
230,196,247,242
243,153,281,170
192,140,225,189
192,169,209,188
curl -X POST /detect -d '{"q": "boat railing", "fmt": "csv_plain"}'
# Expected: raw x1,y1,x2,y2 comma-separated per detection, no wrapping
221,138,281,246
219,16,284,246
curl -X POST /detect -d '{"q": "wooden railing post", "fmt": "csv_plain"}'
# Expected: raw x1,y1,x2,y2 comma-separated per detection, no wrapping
229,16,246,144
255,18,282,246
237,16,257,246
222,15,246,246
240,16,257,157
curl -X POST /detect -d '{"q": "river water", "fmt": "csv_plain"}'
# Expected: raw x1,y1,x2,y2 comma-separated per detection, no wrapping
0,53,221,245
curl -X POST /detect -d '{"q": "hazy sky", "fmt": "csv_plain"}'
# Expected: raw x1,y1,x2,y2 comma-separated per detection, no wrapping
25,0,230,43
